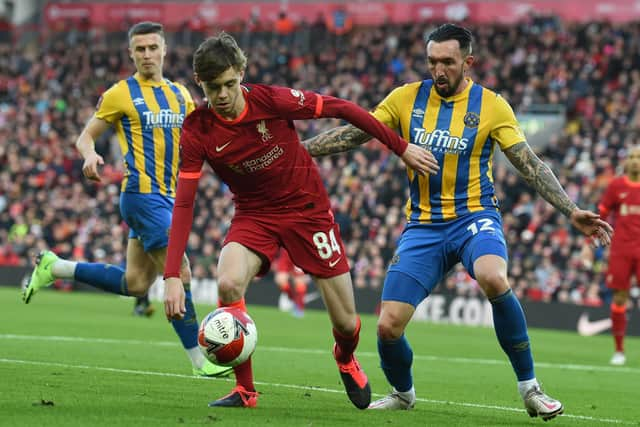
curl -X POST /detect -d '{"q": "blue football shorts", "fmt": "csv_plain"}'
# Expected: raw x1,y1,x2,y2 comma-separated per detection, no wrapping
383,210,508,307
120,192,174,252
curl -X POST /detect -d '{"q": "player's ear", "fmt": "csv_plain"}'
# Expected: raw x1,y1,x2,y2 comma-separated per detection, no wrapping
193,72,201,85
463,55,474,72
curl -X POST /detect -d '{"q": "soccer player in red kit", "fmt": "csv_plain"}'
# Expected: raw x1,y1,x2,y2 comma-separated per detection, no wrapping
274,248,309,317
162,32,439,408
587,145,640,365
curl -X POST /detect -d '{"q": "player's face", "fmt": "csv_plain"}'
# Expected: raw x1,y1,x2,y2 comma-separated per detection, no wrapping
626,146,640,176
129,33,166,81
427,39,473,98
198,67,245,120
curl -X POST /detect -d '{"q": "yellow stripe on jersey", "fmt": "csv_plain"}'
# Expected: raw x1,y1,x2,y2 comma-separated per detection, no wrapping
95,74,194,196
415,89,441,222
440,95,469,220
373,78,525,223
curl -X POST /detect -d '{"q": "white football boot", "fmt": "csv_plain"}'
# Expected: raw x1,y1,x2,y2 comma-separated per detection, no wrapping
610,352,626,366
368,387,416,410
523,385,564,421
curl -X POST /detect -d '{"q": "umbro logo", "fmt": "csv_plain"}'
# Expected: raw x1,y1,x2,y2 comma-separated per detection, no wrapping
216,141,232,152
412,108,425,117
132,97,145,106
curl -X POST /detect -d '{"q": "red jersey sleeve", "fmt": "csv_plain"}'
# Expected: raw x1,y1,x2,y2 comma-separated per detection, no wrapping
163,127,205,279
598,179,618,220
265,85,408,156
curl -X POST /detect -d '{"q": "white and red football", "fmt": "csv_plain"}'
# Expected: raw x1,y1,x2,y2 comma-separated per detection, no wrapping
198,307,258,367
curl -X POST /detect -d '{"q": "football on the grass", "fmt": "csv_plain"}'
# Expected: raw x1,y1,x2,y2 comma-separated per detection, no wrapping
198,307,257,367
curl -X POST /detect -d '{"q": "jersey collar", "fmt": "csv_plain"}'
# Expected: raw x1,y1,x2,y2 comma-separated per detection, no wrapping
133,73,167,87
622,175,640,188
209,86,249,125
431,77,474,102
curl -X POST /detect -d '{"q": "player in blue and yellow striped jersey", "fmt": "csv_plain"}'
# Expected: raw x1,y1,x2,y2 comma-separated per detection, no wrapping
22,21,231,378
302,24,613,420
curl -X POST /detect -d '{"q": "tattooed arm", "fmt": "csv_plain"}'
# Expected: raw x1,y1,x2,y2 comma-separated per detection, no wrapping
503,141,613,245
301,124,373,157
503,141,577,217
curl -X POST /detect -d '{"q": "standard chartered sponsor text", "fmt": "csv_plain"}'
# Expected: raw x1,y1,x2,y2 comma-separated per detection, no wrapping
242,145,284,172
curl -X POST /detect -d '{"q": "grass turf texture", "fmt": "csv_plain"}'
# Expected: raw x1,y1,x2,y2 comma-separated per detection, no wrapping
1,287,639,426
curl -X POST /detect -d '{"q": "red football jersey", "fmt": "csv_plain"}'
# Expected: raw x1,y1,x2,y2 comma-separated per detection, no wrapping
599,175,640,250
180,84,333,212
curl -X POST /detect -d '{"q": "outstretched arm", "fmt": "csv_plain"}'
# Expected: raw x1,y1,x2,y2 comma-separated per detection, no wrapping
503,141,612,245
302,124,372,157
503,142,576,217
302,122,439,175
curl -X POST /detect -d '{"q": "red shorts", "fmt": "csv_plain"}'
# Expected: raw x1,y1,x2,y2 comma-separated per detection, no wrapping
224,209,349,278
606,247,640,290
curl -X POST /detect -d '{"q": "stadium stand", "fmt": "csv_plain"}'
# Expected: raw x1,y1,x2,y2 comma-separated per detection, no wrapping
2,13,638,308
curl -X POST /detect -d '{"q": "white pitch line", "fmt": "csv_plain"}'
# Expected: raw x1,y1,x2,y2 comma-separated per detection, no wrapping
0,357,632,425
2,333,640,375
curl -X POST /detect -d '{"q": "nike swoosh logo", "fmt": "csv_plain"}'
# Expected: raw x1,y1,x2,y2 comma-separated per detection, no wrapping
576,312,612,336
328,257,342,268
215,141,232,152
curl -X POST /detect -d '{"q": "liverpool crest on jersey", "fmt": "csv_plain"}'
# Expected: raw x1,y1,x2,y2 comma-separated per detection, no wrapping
257,120,273,142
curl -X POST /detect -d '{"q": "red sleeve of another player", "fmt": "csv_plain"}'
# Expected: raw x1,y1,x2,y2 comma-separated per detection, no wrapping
164,128,204,279
598,180,618,219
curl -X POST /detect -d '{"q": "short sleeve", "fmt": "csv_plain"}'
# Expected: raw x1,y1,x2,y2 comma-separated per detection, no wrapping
598,179,618,218
179,85,196,115
95,83,124,124
178,125,205,174
371,86,403,130
490,94,526,151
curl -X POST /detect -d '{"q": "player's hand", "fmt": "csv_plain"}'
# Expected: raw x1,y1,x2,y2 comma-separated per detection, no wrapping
570,209,613,247
82,152,104,182
401,145,439,175
164,277,186,321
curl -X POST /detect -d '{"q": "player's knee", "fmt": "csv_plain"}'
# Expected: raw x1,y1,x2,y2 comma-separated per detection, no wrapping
125,270,154,296
377,316,405,341
333,315,358,336
217,275,244,301
125,278,149,297
475,269,509,296
612,291,628,306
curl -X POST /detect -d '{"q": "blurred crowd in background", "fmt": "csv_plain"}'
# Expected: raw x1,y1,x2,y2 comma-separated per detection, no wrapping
2,14,639,307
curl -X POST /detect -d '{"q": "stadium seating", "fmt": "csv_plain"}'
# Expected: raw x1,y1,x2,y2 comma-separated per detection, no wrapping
2,18,637,307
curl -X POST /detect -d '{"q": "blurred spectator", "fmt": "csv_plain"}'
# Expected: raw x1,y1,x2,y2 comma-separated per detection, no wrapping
275,11,295,48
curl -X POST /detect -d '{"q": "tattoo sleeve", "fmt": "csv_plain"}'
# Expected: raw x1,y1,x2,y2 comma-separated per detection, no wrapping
503,142,577,218
302,124,373,157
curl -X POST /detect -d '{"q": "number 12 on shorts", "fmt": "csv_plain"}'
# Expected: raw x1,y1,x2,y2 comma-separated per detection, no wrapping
466,218,495,235
313,228,341,260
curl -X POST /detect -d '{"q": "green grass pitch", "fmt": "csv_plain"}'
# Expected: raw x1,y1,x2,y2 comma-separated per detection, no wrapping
1,287,639,426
